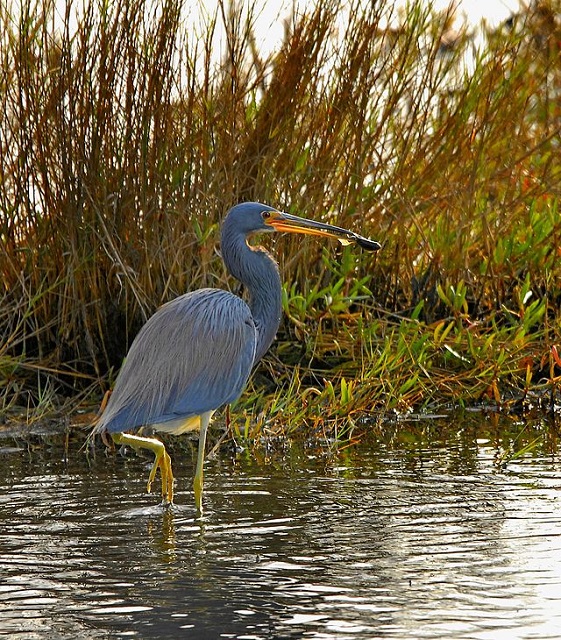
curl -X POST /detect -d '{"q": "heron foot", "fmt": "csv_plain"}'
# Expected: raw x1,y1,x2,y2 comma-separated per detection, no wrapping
193,411,212,517
193,470,204,516
111,432,174,505
147,445,174,505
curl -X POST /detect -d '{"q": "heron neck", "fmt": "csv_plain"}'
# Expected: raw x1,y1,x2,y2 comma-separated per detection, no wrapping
221,227,282,365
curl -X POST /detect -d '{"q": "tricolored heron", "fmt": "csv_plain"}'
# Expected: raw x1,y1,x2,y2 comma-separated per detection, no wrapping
93,202,380,513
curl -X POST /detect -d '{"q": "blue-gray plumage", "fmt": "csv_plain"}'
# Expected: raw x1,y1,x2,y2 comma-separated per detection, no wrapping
94,202,380,513
97,289,256,432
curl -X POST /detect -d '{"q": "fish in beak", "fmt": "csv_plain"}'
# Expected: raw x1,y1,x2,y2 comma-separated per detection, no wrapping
265,211,381,252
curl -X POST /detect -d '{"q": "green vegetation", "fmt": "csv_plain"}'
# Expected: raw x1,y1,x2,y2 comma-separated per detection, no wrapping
1,0,561,437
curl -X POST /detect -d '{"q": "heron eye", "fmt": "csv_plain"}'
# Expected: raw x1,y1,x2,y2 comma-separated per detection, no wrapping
261,211,271,221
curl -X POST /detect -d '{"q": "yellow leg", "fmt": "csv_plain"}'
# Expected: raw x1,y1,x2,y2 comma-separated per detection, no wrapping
193,412,212,516
112,432,174,505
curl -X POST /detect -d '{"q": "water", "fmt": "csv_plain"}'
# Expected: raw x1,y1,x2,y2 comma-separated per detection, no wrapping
1,415,561,639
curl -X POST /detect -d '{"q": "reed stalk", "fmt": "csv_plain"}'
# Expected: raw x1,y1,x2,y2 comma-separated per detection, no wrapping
1,0,560,428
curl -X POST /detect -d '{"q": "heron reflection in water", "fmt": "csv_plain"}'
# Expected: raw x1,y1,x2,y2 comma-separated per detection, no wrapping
93,203,380,513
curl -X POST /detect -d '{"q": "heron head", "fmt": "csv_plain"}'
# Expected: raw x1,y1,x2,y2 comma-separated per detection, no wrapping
224,202,279,236
224,202,381,251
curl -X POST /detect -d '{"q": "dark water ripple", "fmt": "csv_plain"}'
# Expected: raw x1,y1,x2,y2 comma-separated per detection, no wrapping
0,431,560,639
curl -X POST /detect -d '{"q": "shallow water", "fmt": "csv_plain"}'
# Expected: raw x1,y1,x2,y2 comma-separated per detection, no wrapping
1,416,561,639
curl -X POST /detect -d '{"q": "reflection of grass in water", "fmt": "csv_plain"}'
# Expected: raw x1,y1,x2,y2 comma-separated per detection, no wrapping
1,0,561,429
218,409,559,473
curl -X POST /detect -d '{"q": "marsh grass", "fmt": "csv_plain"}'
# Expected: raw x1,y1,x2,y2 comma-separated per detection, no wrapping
1,0,561,434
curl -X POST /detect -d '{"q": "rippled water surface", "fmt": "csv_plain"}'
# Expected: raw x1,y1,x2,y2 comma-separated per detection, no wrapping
1,416,561,639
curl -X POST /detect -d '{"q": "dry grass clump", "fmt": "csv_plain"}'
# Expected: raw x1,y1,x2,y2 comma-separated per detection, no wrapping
1,0,560,428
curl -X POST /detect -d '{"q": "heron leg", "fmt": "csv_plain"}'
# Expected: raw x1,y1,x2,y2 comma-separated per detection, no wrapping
111,432,174,505
193,412,212,515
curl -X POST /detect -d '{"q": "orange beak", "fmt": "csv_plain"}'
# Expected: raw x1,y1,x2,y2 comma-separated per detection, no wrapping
266,211,381,251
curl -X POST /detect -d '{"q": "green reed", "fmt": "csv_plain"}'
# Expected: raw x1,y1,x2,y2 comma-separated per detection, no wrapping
1,0,560,431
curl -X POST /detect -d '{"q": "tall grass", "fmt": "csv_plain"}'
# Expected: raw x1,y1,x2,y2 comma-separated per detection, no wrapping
1,0,560,426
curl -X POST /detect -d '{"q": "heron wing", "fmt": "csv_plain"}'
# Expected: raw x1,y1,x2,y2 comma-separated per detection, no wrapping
96,288,256,433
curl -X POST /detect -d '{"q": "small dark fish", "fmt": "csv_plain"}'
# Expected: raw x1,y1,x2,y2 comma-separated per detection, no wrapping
354,235,382,251
335,231,381,251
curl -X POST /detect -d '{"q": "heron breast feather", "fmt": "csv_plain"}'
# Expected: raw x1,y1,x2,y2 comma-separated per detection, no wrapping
151,413,209,435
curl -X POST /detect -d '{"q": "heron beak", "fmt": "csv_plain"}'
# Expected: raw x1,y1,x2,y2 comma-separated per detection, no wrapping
266,211,381,252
